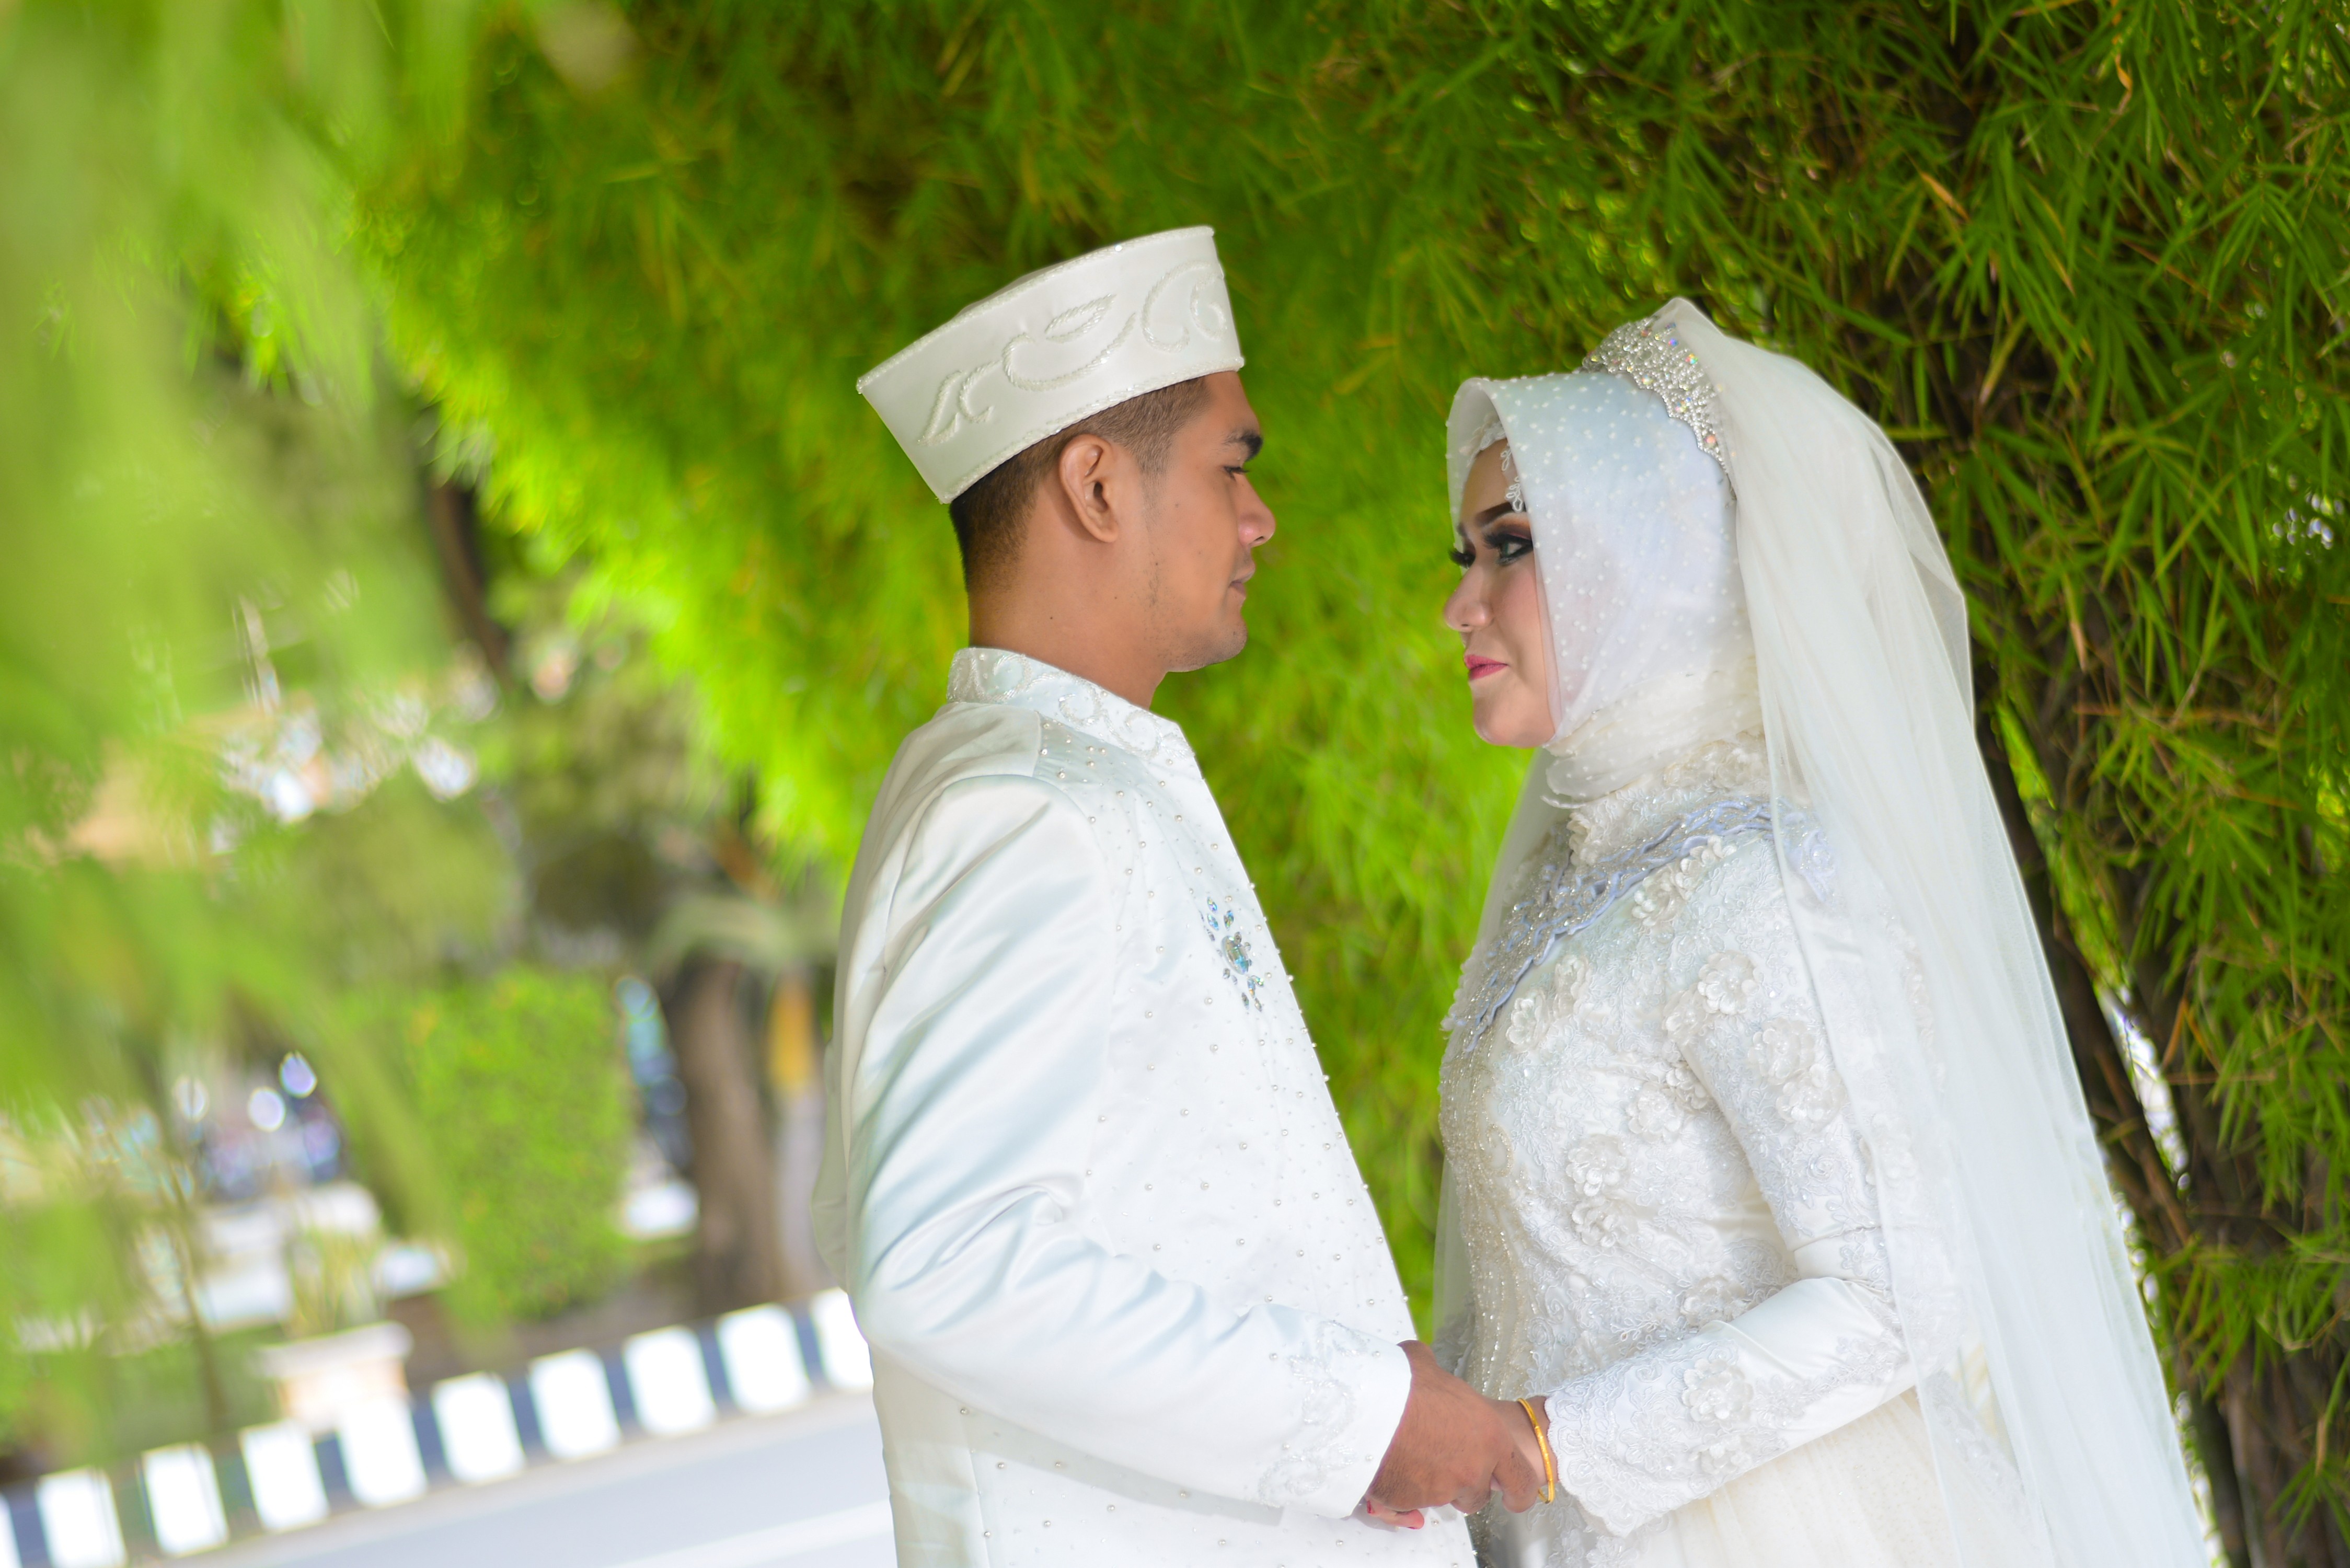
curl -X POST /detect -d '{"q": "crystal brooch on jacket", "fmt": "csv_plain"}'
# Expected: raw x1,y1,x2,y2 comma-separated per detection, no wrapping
1203,900,1266,1010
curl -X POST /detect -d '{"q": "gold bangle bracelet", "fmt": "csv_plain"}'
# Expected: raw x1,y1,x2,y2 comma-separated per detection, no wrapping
1517,1397,1558,1505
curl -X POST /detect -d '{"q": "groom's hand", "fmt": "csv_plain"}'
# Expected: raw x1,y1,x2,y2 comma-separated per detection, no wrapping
1364,1341,1546,1521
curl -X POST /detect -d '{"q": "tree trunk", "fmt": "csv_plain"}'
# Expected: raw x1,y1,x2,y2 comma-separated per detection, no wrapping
664,958,786,1313
1984,709,2350,1566
422,479,511,678
1978,718,2259,1565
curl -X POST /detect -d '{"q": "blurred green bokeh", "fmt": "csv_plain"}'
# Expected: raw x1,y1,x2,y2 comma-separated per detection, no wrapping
371,971,633,1323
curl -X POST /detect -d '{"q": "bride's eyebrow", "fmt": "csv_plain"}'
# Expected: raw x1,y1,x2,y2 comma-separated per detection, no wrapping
1469,501,1525,529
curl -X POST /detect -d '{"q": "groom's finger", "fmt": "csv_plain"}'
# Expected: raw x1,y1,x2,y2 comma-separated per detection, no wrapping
1448,1475,1497,1515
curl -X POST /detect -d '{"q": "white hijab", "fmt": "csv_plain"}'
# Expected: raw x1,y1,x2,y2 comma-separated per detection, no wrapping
1449,367,1756,801
1437,303,2205,1568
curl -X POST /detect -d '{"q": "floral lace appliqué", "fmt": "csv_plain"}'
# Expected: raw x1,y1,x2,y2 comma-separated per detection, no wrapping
1677,1275,1747,1330
1564,1135,1638,1248
1631,835,1734,930
1681,1352,1754,1425
1749,1017,1844,1132
1692,951,1757,1014
1506,953,1593,1053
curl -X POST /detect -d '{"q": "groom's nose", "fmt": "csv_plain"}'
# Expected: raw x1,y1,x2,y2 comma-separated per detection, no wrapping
1236,474,1274,548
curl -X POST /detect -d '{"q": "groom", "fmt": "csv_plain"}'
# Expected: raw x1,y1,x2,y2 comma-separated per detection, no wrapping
816,227,1535,1563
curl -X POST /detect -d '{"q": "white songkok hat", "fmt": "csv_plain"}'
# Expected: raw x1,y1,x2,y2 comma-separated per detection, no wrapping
856,226,1245,503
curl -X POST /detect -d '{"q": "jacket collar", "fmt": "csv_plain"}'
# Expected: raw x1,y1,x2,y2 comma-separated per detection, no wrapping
948,647,1197,775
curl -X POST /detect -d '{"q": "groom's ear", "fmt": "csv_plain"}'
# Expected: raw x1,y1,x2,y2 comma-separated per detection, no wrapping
1050,432,1135,546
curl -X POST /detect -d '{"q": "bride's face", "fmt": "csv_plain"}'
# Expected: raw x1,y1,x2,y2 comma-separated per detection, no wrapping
1444,441,1557,748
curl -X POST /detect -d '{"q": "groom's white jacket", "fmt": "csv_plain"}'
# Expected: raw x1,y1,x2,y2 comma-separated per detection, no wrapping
815,649,1469,1566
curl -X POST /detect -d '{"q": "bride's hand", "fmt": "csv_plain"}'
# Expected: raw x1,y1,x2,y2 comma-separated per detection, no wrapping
1506,1394,1550,1507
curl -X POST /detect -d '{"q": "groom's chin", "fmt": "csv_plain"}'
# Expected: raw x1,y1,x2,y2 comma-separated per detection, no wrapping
1170,618,1251,674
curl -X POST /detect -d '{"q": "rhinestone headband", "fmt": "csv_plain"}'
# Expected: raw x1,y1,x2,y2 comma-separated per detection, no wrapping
1580,315,1728,477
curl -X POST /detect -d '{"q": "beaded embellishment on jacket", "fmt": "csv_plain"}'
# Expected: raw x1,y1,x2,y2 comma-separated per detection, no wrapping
1580,315,1728,477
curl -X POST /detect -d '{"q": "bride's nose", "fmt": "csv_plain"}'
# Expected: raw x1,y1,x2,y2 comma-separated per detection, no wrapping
1444,571,1488,636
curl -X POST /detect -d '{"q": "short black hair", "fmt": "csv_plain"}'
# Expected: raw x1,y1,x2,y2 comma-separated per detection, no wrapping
947,376,1211,592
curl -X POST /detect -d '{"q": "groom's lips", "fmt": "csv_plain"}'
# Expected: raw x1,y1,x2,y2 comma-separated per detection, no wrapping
1465,654,1507,681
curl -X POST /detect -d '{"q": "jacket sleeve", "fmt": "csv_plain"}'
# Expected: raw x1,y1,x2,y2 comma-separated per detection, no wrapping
1540,849,1913,1537
833,771,1410,1518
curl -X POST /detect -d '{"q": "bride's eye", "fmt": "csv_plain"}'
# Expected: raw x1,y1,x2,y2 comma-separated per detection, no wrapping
1494,529,1534,566
1448,542,1476,569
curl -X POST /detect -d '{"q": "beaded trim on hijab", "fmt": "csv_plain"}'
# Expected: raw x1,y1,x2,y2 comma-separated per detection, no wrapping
1465,413,1529,518
1580,315,1730,478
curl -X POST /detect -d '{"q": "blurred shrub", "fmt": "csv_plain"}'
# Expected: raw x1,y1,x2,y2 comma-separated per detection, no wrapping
394,972,631,1321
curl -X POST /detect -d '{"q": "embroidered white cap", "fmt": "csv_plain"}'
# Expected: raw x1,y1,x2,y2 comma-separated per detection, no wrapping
856,227,1245,503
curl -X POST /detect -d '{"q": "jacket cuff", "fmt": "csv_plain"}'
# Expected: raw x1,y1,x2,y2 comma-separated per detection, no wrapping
1265,1330,1413,1519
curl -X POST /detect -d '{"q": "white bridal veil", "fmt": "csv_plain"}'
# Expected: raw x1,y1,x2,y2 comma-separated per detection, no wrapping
1435,303,2206,1567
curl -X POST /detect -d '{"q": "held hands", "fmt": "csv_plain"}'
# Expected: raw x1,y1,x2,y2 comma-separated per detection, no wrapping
1363,1342,1550,1528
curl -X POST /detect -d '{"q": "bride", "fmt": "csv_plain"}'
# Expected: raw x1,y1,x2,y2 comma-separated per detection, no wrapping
1429,303,2208,1566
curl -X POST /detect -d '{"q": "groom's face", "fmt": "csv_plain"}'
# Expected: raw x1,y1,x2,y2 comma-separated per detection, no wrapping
1136,371,1276,673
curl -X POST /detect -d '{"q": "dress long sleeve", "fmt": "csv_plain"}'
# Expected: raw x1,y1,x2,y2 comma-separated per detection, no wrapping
819,767,1411,1520
1538,846,1913,1537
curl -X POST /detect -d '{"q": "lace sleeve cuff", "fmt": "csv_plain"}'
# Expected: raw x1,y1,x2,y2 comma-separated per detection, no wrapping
1543,1277,1911,1536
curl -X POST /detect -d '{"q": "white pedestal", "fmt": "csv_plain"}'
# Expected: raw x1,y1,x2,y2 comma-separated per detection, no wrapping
255,1320,413,1434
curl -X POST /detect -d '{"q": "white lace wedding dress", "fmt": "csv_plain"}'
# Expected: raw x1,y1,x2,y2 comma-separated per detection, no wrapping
1431,307,2206,1568
1439,734,2020,1567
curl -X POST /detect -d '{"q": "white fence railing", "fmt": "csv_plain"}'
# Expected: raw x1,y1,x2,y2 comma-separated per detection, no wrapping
2,1291,872,1567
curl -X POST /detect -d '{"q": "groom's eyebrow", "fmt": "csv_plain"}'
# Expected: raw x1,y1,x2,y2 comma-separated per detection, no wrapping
1227,427,1263,462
